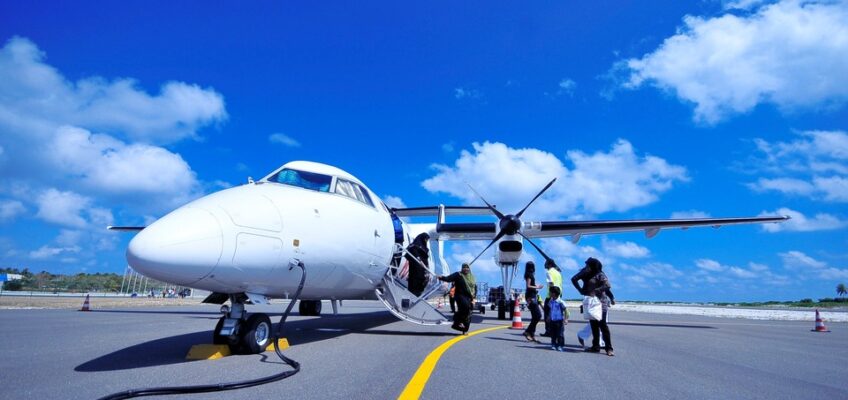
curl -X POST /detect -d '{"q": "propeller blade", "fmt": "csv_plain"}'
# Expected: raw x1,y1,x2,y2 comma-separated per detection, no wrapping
466,183,505,220
515,178,557,219
518,231,553,262
469,230,507,265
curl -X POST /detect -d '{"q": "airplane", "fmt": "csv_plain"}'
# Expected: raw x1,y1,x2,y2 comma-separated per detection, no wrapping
110,160,789,354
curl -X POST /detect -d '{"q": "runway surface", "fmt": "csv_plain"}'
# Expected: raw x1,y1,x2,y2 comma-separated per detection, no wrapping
1,300,845,399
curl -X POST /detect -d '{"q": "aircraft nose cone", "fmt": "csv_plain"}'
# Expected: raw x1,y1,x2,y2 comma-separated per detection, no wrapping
127,207,223,285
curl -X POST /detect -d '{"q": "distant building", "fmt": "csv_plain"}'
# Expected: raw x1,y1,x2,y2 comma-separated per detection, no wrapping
0,274,23,282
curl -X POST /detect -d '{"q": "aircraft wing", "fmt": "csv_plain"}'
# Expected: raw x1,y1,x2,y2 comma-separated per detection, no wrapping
434,215,790,241
392,206,494,217
107,226,146,231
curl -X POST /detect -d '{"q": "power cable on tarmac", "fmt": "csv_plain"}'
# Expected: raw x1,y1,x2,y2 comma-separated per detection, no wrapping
98,261,307,400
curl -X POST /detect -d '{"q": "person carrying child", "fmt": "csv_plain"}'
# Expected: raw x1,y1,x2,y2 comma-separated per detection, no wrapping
547,286,569,351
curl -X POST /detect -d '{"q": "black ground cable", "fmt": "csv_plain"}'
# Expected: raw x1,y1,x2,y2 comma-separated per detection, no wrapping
97,262,307,400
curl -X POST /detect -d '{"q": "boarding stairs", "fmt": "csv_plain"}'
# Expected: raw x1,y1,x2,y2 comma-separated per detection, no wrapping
375,247,449,326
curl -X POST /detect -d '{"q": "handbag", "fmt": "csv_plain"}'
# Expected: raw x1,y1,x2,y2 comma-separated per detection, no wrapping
582,295,603,321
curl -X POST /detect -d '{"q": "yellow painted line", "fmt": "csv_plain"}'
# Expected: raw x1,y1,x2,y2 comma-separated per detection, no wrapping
398,325,508,400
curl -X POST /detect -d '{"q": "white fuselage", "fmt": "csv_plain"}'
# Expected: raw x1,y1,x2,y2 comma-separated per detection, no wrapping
127,175,397,300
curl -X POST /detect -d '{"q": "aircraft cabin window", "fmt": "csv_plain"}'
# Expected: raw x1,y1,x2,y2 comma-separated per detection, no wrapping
335,179,374,207
268,168,332,192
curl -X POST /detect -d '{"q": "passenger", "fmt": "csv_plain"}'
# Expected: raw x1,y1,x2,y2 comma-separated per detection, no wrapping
547,286,568,351
540,259,562,337
577,287,614,348
404,233,430,296
571,257,614,356
438,263,476,334
522,261,544,343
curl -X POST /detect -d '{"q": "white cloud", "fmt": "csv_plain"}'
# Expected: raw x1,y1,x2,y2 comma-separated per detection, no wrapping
694,258,774,282
454,87,483,100
383,195,406,209
749,262,769,272
29,245,81,260
671,210,711,219
602,238,650,259
35,189,90,228
748,178,815,196
268,133,301,147
780,250,827,269
56,230,83,247
47,126,201,209
421,140,688,218
728,266,757,278
723,0,769,10
620,1,848,123
0,199,25,222
814,176,848,202
818,267,848,280
0,37,226,144
620,262,683,280
747,131,848,202
759,207,847,232
0,37,216,216
557,79,577,96
778,251,848,280
446,242,500,274
696,258,725,272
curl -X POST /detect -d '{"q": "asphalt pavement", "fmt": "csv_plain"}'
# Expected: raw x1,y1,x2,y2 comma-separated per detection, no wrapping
0,301,845,399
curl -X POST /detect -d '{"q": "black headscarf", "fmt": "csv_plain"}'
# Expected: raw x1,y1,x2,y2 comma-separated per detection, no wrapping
410,232,430,251
586,257,602,273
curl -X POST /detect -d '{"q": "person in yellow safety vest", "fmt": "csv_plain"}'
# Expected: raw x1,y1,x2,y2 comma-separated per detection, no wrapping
540,258,562,337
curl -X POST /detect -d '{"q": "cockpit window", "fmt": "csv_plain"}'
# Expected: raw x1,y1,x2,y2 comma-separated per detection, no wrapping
335,179,374,207
268,168,332,192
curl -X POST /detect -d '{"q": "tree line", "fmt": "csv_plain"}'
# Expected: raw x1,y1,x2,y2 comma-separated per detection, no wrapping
1,267,124,293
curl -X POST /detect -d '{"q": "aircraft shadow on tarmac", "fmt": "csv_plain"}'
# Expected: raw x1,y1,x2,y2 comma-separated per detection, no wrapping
89,309,237,316
75,311,405,372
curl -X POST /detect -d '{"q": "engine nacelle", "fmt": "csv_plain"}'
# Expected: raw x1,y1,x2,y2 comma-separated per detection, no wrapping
496,235,523,264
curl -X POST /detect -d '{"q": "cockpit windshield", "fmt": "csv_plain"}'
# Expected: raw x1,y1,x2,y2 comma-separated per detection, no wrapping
267,168,332,192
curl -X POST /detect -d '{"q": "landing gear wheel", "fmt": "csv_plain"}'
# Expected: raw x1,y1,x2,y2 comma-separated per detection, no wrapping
213,316,241,347
299,300,322,316
241,314,273,354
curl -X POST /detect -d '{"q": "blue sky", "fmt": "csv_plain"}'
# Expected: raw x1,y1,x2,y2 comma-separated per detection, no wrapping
0,1,846,302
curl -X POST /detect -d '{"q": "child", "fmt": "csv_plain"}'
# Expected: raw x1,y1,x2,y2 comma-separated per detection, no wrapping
548,286,569,351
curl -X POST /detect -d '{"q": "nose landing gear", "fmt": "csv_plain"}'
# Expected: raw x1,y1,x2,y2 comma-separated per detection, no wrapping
213,297,274,354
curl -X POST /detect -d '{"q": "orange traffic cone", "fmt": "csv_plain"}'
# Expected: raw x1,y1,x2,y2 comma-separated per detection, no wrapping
811,309,830,332
80,294,91,312
510,298,524,329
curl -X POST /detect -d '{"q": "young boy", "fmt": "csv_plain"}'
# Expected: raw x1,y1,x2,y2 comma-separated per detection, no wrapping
548,286,569,351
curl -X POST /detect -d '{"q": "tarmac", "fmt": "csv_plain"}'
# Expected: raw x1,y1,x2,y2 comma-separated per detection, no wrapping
0,300,845,399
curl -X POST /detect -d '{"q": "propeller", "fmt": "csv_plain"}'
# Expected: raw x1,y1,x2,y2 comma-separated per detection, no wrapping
467,178,557,265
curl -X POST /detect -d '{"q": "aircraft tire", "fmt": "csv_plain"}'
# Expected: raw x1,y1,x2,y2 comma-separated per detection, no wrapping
242,314,272,354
